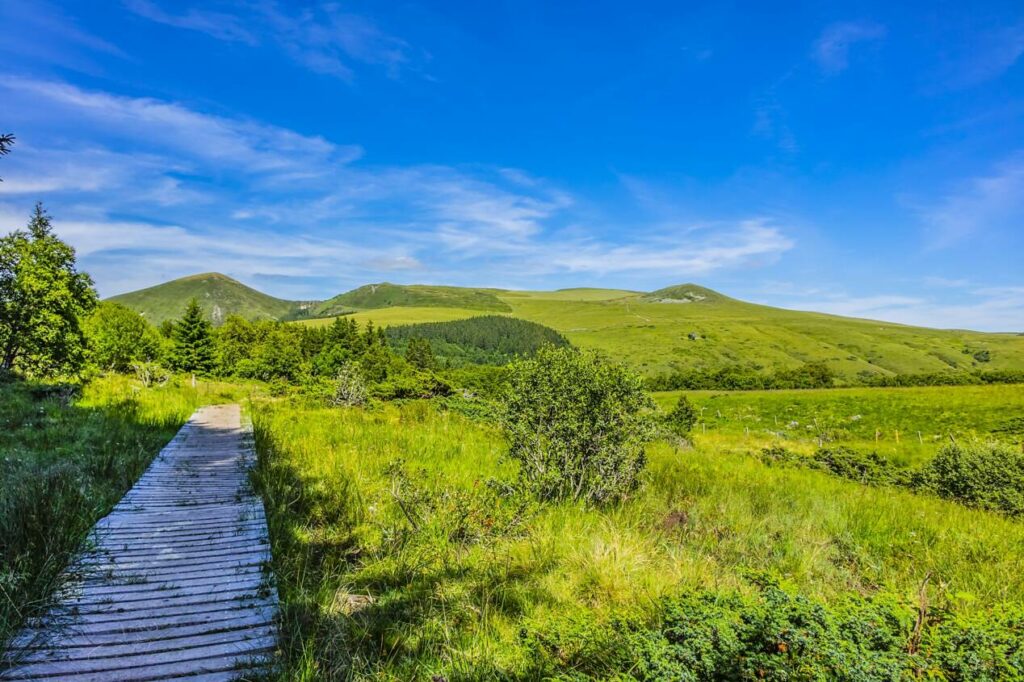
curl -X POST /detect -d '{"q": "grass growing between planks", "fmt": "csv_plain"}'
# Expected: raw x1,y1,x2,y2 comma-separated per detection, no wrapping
0,374,260,647
252,396,1024,680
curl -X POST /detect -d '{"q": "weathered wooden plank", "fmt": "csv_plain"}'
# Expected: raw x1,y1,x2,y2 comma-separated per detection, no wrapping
1,405,279,682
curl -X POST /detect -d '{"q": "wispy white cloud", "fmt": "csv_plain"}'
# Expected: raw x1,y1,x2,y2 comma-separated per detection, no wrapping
0,0,126,72
767,287,1024,332
917,154,1024,248
813,21,886,74
0,78,797,298
124,0,419,82
938,23,1024,90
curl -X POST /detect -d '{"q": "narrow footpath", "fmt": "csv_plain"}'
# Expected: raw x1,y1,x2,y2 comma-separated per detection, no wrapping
1,404,278,682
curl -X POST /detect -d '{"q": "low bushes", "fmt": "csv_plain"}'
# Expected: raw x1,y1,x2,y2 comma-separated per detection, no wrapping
522,577,1024,680
761,440,1024,516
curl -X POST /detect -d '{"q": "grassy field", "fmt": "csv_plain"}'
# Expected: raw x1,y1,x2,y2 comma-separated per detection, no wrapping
0,375,261,645
295,306,489,328
252,387,1024,679
654,383,1024,466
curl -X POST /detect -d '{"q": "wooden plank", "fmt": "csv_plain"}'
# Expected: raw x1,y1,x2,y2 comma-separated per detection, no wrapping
1,405,279,682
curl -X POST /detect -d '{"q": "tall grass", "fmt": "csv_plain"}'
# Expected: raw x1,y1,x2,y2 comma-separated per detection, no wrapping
252,398,1024,679
0,374,258,646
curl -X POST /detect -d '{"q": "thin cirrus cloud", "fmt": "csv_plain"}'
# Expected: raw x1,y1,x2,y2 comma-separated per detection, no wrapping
812,21,886,74
0,76,796,297
917,154,1024,249
123,0,417,81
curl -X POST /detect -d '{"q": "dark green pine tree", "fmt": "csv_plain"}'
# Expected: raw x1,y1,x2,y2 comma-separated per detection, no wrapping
172,298,215,375
406,337,435,370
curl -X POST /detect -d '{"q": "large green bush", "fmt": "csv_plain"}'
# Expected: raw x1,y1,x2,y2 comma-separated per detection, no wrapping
918,440,1024,516
500,346,655,504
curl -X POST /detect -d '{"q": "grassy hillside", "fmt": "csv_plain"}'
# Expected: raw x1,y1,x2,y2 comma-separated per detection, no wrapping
495,287,1024,378
114,274,1024,379
314,282,511,316
109,272,310,325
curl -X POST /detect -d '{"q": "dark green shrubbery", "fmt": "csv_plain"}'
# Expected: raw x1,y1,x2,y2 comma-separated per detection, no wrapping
522,577,1024,681
761,446,911,488
500,346,655,504
917,441,1024,516
648,362,836,392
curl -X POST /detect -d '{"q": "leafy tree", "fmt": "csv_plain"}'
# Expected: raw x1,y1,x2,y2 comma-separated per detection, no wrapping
84,301,161,372
252,326,303,381
215,315,258,375
171,298,215,375
0,204,97,375
405,337,436,370
664,395,697,437
500,346,655,505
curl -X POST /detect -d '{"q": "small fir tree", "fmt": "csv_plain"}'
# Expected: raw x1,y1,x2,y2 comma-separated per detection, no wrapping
172,298,215,375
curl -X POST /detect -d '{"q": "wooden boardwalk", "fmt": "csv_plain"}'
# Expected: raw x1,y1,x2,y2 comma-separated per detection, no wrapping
1,404,279,682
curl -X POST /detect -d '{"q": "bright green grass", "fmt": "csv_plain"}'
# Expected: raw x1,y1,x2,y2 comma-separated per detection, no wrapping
314,283,511,317
294,306,491,328
252,395,1024,679
655,383,1024,466
496,292,1024,378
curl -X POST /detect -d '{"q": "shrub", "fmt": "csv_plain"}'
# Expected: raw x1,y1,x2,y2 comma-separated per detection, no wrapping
917,440,1024,516
500,346,655,505
331,362,368,407
664,394,697,438
522,578,1024,680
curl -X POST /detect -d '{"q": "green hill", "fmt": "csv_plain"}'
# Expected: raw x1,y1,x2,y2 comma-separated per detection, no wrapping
110,275,1024,380
496,285,1024,378
108,272,311,325
314,282,512,316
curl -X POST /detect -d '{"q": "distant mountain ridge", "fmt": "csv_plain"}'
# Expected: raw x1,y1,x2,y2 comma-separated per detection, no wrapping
107,272,1024,379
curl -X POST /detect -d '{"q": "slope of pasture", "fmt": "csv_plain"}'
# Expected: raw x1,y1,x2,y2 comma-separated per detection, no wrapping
109,272,308,325
654,383,1024,466
295,306,488,328
314,283,511,317
498,292,1024,378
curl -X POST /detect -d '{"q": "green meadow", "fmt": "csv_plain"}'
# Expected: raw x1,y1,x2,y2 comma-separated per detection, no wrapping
252,386,1024,679
654,383,1024,466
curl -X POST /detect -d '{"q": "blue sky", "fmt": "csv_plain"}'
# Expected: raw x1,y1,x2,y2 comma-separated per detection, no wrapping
1,1,1022,330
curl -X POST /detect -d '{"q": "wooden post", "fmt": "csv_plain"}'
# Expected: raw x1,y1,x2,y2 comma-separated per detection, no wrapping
895,430,900,444
918,431,923,444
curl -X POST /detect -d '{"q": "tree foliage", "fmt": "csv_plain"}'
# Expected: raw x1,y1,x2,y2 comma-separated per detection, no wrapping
0,133,13,182
0,204,97,376
387,315,569,366
171,298,215,375
664,394,697,437
500,346,655,505
84,301,161,372
405,337,435,370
